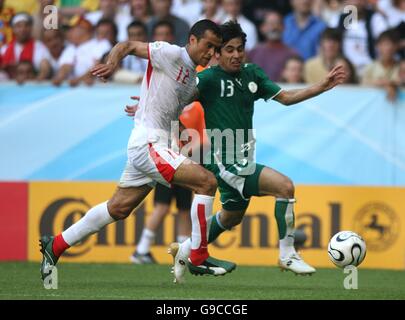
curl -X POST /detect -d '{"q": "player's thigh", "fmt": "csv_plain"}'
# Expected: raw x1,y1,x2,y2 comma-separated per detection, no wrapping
172,158,217,195
108,184,153,219
258,166,295,198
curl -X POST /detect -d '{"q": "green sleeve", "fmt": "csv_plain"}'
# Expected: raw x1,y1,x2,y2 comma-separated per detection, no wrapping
253,64,282,101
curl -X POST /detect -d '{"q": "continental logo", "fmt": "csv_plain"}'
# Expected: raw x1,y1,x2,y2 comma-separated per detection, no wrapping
40,198,93,257
39,197,151,257
39,198,347,257
354,202,400,251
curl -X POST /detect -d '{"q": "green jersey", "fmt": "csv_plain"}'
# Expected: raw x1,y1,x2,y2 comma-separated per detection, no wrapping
197,63,282,169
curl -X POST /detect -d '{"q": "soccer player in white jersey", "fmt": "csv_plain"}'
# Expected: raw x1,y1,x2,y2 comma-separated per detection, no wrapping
39,20,236,283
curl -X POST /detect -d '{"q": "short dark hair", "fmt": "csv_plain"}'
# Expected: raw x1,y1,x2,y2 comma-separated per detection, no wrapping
320,28,343,43
96,18,118,39
218,20,247,51
189,19,221,41
152,20,175,37
377,29,400,44
127,20,147,34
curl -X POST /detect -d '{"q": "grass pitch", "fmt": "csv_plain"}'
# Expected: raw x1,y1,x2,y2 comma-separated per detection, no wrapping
1,262,404,300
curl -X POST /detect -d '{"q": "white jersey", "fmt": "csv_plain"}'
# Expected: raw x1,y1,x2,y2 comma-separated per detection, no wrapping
132,41,197,143
122,41,196,187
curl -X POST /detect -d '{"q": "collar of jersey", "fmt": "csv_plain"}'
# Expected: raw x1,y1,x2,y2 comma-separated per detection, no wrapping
181,47,197,68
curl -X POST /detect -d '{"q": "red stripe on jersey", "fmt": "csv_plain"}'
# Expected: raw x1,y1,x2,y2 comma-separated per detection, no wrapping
146,45,153,88
148,143,176,182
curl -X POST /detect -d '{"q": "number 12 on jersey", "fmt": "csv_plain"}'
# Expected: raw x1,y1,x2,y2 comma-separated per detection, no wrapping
176,67,190,84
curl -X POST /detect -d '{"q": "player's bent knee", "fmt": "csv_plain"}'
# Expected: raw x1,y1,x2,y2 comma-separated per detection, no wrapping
280,178,295,199
221,212,243,228
107,200,133,220
195,171,217,195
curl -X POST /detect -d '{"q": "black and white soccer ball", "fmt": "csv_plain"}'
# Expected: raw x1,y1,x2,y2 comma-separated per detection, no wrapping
328,231,367,268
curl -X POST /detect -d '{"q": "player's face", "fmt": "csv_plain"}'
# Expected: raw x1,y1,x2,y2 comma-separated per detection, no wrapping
217,37,245,74
189,30,222,67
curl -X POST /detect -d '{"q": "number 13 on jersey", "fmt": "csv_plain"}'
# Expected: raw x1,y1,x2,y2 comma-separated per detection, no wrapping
220,79,234,97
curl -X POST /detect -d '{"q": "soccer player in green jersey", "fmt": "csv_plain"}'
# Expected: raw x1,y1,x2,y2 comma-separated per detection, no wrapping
168,21,347,282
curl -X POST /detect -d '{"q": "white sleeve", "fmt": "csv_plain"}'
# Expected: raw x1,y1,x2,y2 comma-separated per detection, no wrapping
93,39,112,60
1,45,7,56
372,13,389,38
33,41,51,69
58,45,75,67
148,41,182,70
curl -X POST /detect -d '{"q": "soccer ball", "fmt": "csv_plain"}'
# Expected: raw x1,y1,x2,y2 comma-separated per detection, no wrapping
327,231,367,268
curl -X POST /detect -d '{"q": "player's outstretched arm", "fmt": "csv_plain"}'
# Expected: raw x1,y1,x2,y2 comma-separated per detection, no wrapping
91,41,149,82
274,65,347,106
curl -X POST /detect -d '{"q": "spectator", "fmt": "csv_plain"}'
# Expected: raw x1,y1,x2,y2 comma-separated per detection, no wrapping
129,0,152,24
280,56,305,83
334,56,358,83
362,29,400,101
1,13,51,80
147,0,189,46
42,29,65,77
95,18,118,45
198,0,226,24
377,0,405,29
15,60,36,84
304,27,343,83
53,17,111,86
113,20,148,83
221,0,258,51
171,0,202,26
85,0,132,41
0,0,15,47
337,0,389,76
57,0,99,18
152,20,175,43
312,0,344,27
283,0,327,61
242,0,292,29
248,11,298,81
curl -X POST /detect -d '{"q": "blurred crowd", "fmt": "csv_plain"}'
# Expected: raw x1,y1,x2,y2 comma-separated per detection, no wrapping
0,0,404,99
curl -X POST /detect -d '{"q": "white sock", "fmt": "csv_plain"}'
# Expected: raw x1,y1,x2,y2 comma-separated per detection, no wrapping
180,238,192,257
136,228,155,254
62,201,115,246
190,194,214,251
280,238,296,259
177,235,189,244
278,199,296,259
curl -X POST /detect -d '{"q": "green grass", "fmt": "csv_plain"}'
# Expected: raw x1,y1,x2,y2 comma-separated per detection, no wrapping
1,262,405,300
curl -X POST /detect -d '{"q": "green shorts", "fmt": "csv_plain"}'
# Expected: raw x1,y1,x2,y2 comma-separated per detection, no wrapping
204,162,265,211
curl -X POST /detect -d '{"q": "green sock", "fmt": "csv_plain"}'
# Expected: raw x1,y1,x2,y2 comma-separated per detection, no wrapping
275,198,296,250
207,212,227,243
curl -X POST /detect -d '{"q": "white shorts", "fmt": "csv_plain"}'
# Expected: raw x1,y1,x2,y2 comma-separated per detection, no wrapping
119,137,186,189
